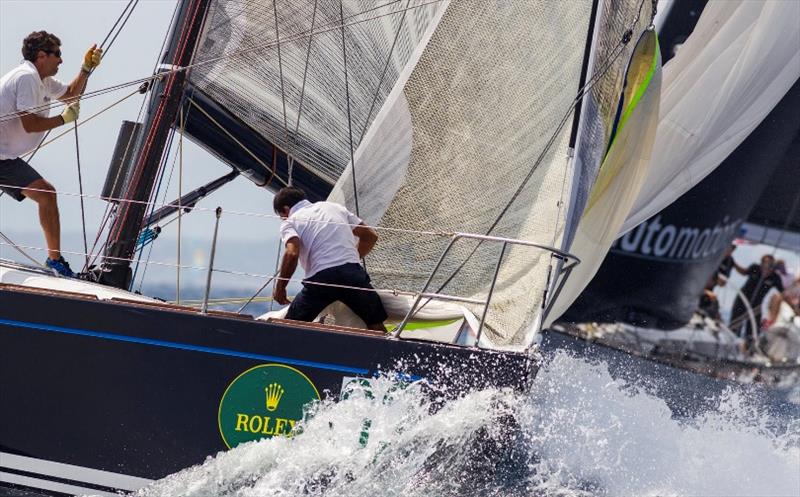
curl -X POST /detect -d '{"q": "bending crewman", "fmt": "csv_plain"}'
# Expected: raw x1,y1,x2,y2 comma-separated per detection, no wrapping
0,31,102,276
272,187,388,331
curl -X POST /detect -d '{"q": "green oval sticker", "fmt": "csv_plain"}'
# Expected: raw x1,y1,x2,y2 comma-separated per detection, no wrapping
218,364,320,448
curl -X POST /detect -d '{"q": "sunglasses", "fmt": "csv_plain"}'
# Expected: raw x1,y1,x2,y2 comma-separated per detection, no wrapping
44,49,61,58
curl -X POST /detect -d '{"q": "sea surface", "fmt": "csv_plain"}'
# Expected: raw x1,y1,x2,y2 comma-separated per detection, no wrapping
8,349,796,497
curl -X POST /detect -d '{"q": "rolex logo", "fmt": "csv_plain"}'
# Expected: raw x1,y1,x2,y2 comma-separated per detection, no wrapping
265,383,285,411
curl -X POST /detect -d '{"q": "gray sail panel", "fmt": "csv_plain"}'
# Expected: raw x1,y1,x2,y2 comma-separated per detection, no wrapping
188,0,445,185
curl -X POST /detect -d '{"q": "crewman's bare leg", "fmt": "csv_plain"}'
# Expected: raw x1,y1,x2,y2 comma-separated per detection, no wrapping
22,179,60,260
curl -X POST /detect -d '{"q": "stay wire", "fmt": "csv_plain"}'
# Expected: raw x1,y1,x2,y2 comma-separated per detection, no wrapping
287,0,319,186
339,0,359,217
89,2,178,270
73,122,89,271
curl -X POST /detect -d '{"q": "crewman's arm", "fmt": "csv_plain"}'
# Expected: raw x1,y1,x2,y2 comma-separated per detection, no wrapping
19,112,66,133
59,45,101,102
273,237,300,305
733,261,748,276
352,223,378,259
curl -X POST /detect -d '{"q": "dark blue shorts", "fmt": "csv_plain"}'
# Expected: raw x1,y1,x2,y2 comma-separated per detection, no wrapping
0,157,43,201
286,262,388,326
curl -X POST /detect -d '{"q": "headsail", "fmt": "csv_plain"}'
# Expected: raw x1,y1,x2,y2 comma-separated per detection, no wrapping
329,0,656,347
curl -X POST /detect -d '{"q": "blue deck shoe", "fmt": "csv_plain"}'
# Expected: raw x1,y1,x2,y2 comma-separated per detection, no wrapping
46,256,75,278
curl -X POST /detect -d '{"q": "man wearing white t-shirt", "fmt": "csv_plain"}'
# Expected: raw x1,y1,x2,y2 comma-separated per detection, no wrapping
0,31,102,276
272,187,388,331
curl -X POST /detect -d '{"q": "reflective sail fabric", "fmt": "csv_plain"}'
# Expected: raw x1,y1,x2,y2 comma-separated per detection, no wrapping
545,30,662,327
188,0,446,187
619,0,800,234
330,0,654,347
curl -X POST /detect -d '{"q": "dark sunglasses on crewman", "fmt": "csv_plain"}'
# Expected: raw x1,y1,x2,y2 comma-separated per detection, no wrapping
44,49,61,58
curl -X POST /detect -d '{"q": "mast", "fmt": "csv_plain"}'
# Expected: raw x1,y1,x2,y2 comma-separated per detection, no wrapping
100,0,211,289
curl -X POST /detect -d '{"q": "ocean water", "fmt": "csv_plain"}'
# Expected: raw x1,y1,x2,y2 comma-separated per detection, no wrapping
70,350,797,497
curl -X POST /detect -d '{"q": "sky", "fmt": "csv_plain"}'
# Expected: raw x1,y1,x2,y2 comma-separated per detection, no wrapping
0,0,283,292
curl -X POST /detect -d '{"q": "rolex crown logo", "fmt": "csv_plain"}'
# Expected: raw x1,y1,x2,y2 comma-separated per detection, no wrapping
265,383,285,412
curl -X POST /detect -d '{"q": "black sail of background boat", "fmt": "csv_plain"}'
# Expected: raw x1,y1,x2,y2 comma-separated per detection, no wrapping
0,0,662,495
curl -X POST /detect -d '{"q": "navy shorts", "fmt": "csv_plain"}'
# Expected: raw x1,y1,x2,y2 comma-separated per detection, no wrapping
286,262,388,326
0,157,43,201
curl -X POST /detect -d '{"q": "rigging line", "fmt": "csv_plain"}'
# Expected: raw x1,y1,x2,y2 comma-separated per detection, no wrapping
98,0,140,61
272,0,292,166
339,0,359,217
288,0,320,186
1,239,422,301
72,122,90,272
132,118,181,291
98,0,137,51
112,0,204,244
89,2,176,265
0,0,448,124
0,182,454,237
24,87,141,159
425,2,647,300
238,271,279,313
24,130,51,164
87,85,152,267
0,231,46,268
186,97,287,188
357,0,410,144
177,106,184,304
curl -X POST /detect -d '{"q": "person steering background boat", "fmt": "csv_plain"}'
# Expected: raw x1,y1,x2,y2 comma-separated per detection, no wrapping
0,30,101,277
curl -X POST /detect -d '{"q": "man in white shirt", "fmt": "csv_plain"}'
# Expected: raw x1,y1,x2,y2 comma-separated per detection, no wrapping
272,187,388,331
0,31,102,277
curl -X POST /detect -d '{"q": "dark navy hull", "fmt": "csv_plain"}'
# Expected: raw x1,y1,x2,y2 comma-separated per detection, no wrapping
0,284,534,495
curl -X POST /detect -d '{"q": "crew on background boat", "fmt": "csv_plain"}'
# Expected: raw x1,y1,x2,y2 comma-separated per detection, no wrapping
0,31,101,277
716,243,745,283
729,254,785,346
698,243,743,320
272,186,388,331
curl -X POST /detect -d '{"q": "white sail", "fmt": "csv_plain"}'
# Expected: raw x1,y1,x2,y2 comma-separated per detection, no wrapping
619,0,800,235
331,0,655,347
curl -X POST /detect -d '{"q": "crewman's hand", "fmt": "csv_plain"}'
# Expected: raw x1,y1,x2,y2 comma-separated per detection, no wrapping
273,284,290,306
60,102,80,124
82,44,103,73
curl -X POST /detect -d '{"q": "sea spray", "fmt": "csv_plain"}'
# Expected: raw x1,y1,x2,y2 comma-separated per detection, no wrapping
97,352,799,497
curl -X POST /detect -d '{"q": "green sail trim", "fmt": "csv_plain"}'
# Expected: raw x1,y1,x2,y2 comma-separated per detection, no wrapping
385,318,461,332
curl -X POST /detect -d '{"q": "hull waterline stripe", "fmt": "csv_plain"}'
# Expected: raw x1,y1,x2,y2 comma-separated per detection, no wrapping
0,452,150,492
0,318,370,374
0,471,124,497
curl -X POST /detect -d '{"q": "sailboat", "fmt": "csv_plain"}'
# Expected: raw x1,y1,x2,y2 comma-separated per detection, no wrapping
0,0,659,495
542,0,800,406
